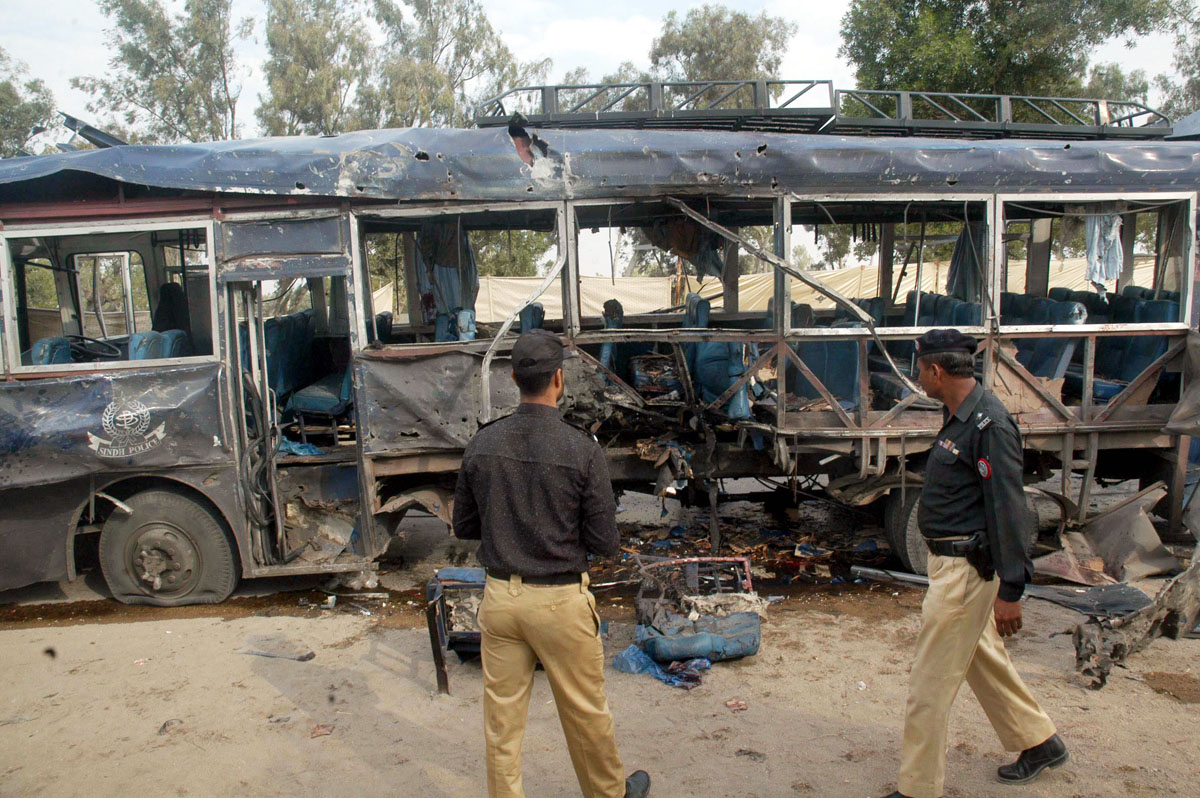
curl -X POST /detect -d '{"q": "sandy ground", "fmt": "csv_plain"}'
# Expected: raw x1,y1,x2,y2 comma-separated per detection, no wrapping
2,489,1199,798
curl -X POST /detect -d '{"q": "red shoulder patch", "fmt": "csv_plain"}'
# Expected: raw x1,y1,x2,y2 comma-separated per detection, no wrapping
977,458,991,479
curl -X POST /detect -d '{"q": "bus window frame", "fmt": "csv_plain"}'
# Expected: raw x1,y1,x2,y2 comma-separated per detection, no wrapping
994,191,1196,334
0,218,220,375
351,201,566,345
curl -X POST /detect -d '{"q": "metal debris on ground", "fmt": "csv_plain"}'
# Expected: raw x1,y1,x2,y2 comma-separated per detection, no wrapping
1074,553,1200,689
157,719,183,735
310,724,334,738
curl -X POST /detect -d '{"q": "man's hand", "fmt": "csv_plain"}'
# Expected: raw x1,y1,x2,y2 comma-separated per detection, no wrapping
994,597,1023,637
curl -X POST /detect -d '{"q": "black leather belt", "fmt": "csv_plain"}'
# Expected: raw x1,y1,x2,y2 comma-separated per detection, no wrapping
486,569,582,585
924,535,983,557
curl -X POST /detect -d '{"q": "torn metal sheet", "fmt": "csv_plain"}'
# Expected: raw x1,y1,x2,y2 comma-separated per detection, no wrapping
3,127,1200,203
1074,554,1200,688
1080,486,1180,581
1025,583,1153,617
358,350,609,453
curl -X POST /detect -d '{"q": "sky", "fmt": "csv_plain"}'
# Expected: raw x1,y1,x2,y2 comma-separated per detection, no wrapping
0,0,1182,142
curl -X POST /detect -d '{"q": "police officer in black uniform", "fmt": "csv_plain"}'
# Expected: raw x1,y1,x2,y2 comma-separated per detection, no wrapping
453,329,650,798
880,329,1067,798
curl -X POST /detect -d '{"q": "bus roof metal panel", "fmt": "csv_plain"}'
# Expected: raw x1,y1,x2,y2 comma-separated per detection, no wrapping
0,127,1199,203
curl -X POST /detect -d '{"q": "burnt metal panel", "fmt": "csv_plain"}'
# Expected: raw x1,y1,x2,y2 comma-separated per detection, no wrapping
218,254,350,282
221,215,346,259
358,351,520,453
0,363,233,490
0,128,1198,204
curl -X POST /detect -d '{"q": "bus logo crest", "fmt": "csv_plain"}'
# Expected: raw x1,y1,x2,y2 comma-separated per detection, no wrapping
88,399,166,458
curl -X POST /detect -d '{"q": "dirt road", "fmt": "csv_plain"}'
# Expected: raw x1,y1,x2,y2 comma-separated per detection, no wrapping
2,493,1198,797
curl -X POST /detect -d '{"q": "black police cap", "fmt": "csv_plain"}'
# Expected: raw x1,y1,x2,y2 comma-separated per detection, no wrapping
915,328,978,358
511,329,564,376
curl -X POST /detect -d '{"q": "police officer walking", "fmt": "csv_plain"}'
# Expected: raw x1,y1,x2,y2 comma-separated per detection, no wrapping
880,329,1068,798
453,329,651,798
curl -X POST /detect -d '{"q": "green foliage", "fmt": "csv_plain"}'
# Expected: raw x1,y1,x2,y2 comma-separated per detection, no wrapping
650,5,796,87
256,0,371,136
72,0,252,143
472,230,554,277
1084,62,1149,102
839,0,1177,96
0,48,55,158
355,0,550,129
1156,16,1200,120
22,263,58,309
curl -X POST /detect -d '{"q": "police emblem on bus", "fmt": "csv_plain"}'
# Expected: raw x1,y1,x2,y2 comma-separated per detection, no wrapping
87,399,166,458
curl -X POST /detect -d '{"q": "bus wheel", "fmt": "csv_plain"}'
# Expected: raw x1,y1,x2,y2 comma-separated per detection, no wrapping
99,488,238,606
884,488,927,576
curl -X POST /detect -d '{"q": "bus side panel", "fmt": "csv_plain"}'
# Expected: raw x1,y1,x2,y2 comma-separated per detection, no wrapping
0,363,239,591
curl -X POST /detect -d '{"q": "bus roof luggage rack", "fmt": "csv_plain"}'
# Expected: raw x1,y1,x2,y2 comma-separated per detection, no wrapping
475,80,1172,141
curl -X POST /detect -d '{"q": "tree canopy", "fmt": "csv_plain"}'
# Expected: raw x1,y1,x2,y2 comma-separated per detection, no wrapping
256,0,370,137
72,0,252,143
839,0,1179,96
0,47,55,158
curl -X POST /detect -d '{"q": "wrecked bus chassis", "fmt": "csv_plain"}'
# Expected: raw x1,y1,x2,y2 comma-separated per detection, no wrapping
0,82,1197,625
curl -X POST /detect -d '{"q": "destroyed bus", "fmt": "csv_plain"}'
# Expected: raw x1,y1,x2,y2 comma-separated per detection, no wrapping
0,80,1196,605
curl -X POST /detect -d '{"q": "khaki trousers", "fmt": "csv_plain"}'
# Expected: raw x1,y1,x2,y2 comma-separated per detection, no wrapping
898,554,1057,798
477,573,625,798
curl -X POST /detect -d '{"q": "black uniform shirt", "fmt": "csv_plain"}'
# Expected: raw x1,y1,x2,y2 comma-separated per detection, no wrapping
452,403,620,576
918,382,1034,601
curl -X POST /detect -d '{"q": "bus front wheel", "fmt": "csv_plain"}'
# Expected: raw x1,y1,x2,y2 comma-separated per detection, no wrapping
99,488,238,606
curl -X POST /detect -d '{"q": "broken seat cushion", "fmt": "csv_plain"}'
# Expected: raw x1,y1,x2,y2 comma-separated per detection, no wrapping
635,610,761,663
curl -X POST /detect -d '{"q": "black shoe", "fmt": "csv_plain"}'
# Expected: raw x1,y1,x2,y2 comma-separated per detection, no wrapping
997,733,1069,785
624,770,650,798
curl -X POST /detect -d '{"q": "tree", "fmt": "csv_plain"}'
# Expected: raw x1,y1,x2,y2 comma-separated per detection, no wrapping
839,0,1178,97
1156,16,1200,120
256,0,371,136
0,48,55,158
1084,63,1149,102
72,0,252,143
356,0,550,130
651,5,796,85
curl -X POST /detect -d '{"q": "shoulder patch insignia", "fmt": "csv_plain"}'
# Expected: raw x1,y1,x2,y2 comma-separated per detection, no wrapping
977,458,991,479
977,415,993,430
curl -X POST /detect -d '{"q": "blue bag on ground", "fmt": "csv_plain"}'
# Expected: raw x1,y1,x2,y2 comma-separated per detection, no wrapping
635,611,761,663
612,644,710,689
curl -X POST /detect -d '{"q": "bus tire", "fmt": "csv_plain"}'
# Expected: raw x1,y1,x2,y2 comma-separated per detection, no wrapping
884,488,927,575
99,488,238,606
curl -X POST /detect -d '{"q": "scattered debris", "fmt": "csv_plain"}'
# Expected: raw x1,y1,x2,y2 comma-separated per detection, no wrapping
267,715,291,724
736,748,767,762
42,647,56,659
724,698,748,712
612,644,710,689
310,723,335,738
157,719,183,735
1035,483,1180,585
1024,583,1153,618
325,570,380,592
1074,555,1200,688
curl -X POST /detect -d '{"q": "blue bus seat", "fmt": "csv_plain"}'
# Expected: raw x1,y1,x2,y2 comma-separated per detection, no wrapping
30,337,72,365
128,331,166,360
159,329,192,357
292,368,354,417
518,303,544,332
793,321,860,410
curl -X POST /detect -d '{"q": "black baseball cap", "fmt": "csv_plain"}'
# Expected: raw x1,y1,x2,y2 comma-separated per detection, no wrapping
511,329,564,376
915,328,978,358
